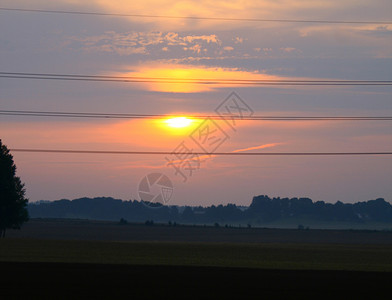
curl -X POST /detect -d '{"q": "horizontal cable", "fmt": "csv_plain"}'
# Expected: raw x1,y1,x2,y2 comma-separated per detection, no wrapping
0,7,391,24
4,72,392,83
10,149,392,156
1,72,391,86
1,110,391,121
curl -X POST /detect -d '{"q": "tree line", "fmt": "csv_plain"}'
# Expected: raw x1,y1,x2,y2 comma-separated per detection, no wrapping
28,195,392,224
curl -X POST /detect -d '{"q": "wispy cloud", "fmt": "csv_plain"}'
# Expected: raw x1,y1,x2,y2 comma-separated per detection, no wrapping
93,0,392,31
156,142,284,170
110,63,293,93
69,31,221,56
232,143,284,152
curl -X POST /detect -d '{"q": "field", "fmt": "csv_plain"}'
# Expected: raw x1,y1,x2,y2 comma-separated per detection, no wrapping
1,218,392,298
6,218,392,244
2,238,392,272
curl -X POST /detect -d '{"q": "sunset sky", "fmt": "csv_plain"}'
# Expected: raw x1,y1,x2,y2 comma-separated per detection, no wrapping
1,0,391,206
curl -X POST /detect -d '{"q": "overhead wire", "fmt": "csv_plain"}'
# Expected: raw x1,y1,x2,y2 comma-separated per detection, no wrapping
1,9,391,159
0,7,391,24
9,149,392,156
1,72,391,86
1,110,391,121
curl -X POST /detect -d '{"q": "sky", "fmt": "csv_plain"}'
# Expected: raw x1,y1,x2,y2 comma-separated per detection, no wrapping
0,0,391,206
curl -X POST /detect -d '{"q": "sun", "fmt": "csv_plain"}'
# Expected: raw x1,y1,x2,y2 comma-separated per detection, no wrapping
165,117,194,128
158,116,200,135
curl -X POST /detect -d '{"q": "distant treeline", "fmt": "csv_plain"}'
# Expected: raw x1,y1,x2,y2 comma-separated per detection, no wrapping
28,195,392,224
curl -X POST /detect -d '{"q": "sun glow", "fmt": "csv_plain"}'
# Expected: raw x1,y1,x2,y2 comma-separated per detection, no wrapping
165,117,193,128
114,63,287,93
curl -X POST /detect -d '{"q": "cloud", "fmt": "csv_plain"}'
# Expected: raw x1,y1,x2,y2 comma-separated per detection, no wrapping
165,142,284,172
280,47,296,53
234,37,243,44
69,31,221,56
186,44,203,53
182,35,220,44
87,0,392,33
232,143,284,152
111,63,293,93
70,31,151,55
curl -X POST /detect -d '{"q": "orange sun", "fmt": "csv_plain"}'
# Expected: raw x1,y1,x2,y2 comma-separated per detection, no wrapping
165,117,194,128
157,116,200,135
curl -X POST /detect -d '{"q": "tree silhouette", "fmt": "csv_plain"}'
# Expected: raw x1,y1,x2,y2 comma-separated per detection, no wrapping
0,140,29,237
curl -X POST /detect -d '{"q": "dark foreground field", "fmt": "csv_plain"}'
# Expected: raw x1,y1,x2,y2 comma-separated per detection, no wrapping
1,262,391,299
7,218,392,244
1,219,392,298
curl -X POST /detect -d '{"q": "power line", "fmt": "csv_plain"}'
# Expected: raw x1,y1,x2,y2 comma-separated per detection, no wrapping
0,7,391,25
10,149,392,156
2,72,392,83
1,72,391,86
1,110,391,121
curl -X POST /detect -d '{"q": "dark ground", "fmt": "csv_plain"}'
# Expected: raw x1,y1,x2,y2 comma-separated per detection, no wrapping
1,262,391,299
2,219,392,299
7,218,392,244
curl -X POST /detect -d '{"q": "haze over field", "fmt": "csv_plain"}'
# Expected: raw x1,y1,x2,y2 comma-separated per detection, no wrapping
0,0,391,206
